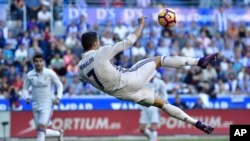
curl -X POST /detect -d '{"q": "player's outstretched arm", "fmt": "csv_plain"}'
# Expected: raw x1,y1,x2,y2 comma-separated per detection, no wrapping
132,16,145,39
103,16,145,59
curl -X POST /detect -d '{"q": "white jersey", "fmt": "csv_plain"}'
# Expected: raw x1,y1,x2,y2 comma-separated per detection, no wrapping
78,34,137,94
23,68,63,109
146,77,168,100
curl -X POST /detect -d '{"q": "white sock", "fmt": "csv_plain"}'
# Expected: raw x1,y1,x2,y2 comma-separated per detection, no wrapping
150,130,158,141
162,103,198,125
36,131,45,141
144,128,152,139
161,56,199,68
46,129,61,137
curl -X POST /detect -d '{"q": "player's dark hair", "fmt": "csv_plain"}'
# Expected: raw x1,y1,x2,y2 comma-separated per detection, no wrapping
81,32,98,51
33,53,44,61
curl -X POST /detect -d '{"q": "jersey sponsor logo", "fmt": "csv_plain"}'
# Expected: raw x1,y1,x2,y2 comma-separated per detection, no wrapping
79,57,94,70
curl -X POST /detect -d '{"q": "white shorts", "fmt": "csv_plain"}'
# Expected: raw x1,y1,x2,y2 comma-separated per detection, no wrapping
33,108,53,127
139,106,160,124
113,58,157,106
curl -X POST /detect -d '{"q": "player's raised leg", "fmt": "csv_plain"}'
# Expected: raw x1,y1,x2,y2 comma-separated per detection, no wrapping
153,53,219,69
153,96,214,134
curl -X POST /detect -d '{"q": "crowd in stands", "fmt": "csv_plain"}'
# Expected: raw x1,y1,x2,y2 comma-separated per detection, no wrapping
0,0,250,109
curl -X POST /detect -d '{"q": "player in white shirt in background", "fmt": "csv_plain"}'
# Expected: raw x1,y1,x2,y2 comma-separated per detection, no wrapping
23,54,64,141
78,16,217,134
139,73,167,141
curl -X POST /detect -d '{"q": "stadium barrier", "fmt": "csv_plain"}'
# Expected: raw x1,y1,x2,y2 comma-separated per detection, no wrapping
1,95,250,111
10,109,250,137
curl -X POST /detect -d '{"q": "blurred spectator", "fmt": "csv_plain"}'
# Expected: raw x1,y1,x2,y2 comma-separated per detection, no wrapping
112,0,124,7
37,6,51,30
67,21,78,34
201,65,218,82
12,74,23,90
131,41,146,62
25,0,41,20
114,22,128,39
72,41,83,59
74,0,87,8
222,0,232,8
227,73,238,94
137,0,151,7
227,22,239,40
8,86,21,111
63,87,76,98
222,37,235,61
53,0,62,20
205,41,219,55
101,30,114,45
68,76,84,95
66,57,78,77
145,42,156,58
10,0,24,20
186,21,200,36
6,31,18,50
214,79,230,95
213,32,225,51
243,30,250,47
151,21,162,38
244,0,250,6
64,49,74,66
27,18,37,31
50,53,65,76
13,20,24,38
28,39,43,60
60,76,69,94
172,95,189,109
197,31,211,49
0,76,9,98
0,31,5,48
65,33,78,48
214,7,228,34
192,97,204,109
84,82,101,95
30,27,42,40
156,39,170,56
42,26,51,41
21,32,31,48
181,41,195,57
14,44,28,64
3,44,14,64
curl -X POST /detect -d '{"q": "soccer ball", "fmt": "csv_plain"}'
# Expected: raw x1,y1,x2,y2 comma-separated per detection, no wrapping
158,9,176,28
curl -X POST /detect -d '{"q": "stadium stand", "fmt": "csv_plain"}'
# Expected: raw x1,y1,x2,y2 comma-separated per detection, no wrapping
0,0,250,106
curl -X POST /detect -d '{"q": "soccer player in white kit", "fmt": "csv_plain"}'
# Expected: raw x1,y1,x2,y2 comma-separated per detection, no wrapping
78,16,217,134
139,73,167,141
23,54,64,141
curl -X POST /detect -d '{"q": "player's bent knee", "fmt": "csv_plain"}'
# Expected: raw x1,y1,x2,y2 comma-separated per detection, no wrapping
153,56,162,68
137,98,154,107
